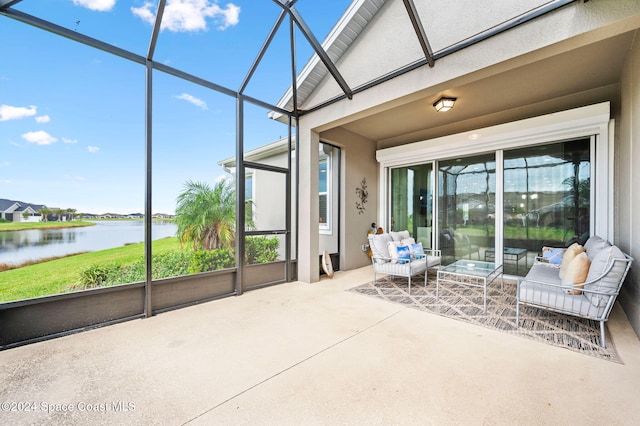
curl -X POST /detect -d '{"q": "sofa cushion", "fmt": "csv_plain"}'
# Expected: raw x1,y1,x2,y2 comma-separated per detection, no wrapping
519,280,601,318
559,243,585,279
583,235,611,260
525,263,563,286
584,245,627,308
369,233,392,264
561,252,591,295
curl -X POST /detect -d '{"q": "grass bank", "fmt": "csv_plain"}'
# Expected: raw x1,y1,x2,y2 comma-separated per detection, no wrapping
0,237,179,303
0,220,95,232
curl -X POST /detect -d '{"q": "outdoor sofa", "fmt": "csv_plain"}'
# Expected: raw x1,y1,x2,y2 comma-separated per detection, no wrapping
368,230,441,294
516,235,633,348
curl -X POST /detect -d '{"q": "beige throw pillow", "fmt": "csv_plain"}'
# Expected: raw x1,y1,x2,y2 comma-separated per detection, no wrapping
559,243,586,280
562,252,591,295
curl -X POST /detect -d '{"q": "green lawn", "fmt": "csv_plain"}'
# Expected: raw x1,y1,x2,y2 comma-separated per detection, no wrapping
0,237,180,303
0,220,96,232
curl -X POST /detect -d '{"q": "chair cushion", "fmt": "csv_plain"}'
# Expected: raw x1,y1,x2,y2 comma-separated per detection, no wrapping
368,233,392,264
375,258,427,276
561,252,591,295
390,230,411,241
559,243,585,279
401,237,416,247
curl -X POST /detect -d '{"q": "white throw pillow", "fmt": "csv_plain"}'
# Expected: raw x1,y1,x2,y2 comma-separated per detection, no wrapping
401,237,416,247
387,241,401,263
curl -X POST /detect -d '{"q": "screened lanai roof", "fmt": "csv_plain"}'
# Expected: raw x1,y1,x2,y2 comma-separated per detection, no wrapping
1,0,580,119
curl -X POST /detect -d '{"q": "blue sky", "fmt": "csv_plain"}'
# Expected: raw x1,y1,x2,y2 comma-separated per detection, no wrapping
1,0,351,214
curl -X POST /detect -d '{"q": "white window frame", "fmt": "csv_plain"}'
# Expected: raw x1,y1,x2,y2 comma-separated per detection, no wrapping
319,147,331,234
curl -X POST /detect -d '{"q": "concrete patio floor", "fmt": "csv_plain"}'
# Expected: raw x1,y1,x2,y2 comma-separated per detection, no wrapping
2,266,640,425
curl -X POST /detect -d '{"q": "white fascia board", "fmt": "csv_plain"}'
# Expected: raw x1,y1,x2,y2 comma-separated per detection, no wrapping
377,102,611,167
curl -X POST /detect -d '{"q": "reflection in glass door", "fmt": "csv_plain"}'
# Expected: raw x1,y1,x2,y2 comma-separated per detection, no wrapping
438,154,496,265
503,139,590,275
390,163,434,249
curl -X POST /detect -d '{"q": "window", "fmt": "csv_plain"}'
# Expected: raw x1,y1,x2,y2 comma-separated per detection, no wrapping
245,173,254,222
319,148,330,231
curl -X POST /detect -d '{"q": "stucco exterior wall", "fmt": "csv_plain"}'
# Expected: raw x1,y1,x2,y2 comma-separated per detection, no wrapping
617,29,640,338
321,127,378,271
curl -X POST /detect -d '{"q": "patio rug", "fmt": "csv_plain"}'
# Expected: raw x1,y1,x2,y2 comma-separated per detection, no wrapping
348,273,622,364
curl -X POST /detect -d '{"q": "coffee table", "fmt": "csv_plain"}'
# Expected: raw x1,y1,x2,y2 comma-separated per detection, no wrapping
436,260,503,313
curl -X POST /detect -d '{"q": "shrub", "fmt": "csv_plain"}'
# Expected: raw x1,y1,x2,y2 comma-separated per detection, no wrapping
152,250,192,278
189,249,234,274
79,263,122,288
78,238,279,289
245,236,280,264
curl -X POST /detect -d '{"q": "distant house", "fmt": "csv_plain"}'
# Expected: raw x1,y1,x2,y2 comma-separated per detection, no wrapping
0,199,46,223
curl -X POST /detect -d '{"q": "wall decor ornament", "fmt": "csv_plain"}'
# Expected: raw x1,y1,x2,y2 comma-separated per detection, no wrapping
355,177,368,214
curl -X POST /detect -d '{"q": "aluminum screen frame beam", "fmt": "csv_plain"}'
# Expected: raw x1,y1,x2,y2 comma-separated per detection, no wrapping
0,0,22,9
402,0,435,67
239,8,288,95
272,0,353,100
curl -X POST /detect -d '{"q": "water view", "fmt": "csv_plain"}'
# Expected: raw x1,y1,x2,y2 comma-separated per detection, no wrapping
0,221,178,266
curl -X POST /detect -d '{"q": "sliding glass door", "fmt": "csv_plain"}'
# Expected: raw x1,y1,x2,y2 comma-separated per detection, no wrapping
438,154,496,265
390,163,434,249
503,139,590,274
387,138,591,276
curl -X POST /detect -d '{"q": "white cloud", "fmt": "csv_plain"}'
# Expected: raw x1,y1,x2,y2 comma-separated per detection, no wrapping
35,115,50,123
0,161,10,167
0,104,37,122
72,0,116,12
87,146,100,153
22,131,57,146
132,0,240,32
175,93,208,110
64,174,86,181
63,138,78,144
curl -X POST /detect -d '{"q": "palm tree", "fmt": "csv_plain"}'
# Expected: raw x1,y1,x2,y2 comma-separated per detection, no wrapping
38,207,51,222
175,179,252,250
66,208,77,221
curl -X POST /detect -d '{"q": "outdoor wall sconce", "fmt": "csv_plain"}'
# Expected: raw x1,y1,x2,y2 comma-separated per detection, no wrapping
433,96,457,112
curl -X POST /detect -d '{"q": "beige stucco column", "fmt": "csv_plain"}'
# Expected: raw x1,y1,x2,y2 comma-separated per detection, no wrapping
297,122,320,283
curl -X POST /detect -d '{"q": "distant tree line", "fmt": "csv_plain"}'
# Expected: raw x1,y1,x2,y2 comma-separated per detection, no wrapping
36,207,77,222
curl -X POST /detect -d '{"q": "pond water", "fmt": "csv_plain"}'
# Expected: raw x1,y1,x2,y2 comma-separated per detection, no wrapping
0,221,178,266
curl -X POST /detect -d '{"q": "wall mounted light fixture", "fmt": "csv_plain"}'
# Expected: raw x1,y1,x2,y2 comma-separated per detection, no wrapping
433,96,457,112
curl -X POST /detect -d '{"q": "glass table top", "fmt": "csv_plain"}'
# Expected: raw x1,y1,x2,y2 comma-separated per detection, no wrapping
440,260,500,277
